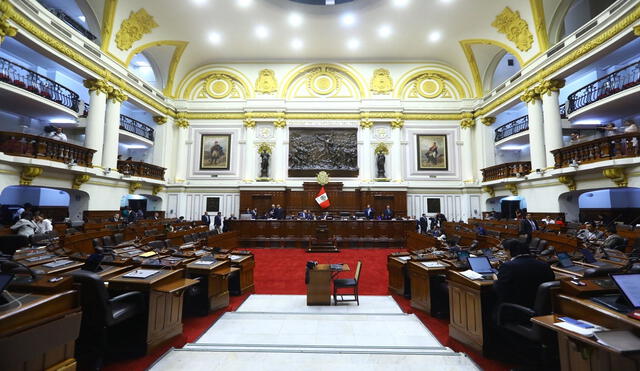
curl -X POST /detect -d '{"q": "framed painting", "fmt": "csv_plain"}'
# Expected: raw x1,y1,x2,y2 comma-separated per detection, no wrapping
417,134,448,171
200,134,231,170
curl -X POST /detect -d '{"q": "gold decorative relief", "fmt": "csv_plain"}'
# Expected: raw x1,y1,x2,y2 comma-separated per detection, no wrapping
520,87,541,103
273,118,287,128
481,186,495,198
152,185,164,195
115,9,158,51
460,119,475,129
129,181,142,194
412,74,445,99
558,175,576,191
153,115,167,125
390,119,404,129
108,88,128,103
257,142,273,154
316,171,329,185
537,79,565,95
204,73,236,99
370,68,393,95
72,174,91,190
0,4,17,45
20,166,43,186
175,117,189,129
492,7,533,52
505,183,518,196
374,143,389,155
360,119,373,129
635,25,640,36
83,78,112,95
603,168,627,187
255,69,277,94
243,119,256,128
480,117,496,126
307,66,340,96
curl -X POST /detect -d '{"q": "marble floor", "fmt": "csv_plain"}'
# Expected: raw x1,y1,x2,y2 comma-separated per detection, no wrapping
150,295,480,370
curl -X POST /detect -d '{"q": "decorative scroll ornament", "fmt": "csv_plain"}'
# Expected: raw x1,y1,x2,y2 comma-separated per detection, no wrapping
390,119,404,129
374,142,389,155
273,118,287,128
175,118,189,129
129,181,142,194
0,1,17,45
108,88,128,103
603,168,627,187
152,185,164,195
316,171,329,185
413,73,445,99
480,117,496,126
520,87,541,103
204,73,236,99
20,166,43,185
255,69,277,94
243,119,256,128
537,79,565,95
360,119,374,129
370,68,393,95
115,9,158,51
257,142,273,154
558,175,576,191
72,174,91,190
306,65,340,95
505,183,518,196
481,186,495,198
635,26,640,36
460,119,475,129
83,78,112,95
491,7,533,52
153,115,167,125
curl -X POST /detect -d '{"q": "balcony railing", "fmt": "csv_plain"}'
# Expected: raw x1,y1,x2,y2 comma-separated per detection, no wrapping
0,57,80,112
495,115,529,142
481,162,532,182
559,103,567,119
551,132,640,168
567,61,640,114
37,3,98,41
117,160,165,180
120,115,154,141
0,131,95,167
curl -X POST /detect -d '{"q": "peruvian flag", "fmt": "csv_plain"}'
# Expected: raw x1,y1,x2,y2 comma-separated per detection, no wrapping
315,186,330,209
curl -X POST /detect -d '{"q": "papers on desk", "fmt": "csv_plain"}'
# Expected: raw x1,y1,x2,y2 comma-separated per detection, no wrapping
123,269,160,279
192,260,217,265
139,251,157,258
397,256,411,261
229,255,243,261
42,259,74,268
459,270,484,280
553,320,606,337
595,331,640,353
421,261,445,268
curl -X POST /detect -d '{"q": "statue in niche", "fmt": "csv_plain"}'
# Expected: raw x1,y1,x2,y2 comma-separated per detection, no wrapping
260,149,270,178
376,152,386,178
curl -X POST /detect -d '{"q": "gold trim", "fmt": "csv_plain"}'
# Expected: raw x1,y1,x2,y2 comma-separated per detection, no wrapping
481,186,495,197
529,0,550,52
20,166,43,186
129,181,142,194
72,174,91,190
153,115,167,125
243,119,256,128
390,119,404,129
460,118,475,129
557,175,576,191
280,63,366,99
100,0,118,52
480,117,496,126
273,118,287,128
603,168,628,187
360,119,373,129
505,183,518,196
0,0,17,45
183,69,252,100
152,185,164,195
538,79,565,95
395,68,468,99
124,40,188,98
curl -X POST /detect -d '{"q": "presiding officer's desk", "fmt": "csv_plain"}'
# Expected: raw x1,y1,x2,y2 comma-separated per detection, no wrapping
306,264,350,305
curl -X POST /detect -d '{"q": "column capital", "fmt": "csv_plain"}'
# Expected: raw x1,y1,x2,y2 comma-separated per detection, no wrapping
243,118,256,128
360,119,373,129
273,118,287,128
390,119,404,129
460,118,475,129
108,88,128,103
538,79,565,96
83,78,112,95
257,142,273,154
520,87,541,103
480,117,496,126
634,25,640,36
72,174,91,190
0,16,17,45
20,166,43,185
153,115,168,125
175,118,190,129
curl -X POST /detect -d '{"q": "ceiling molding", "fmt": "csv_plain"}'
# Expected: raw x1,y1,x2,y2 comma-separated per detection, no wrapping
124,40,189,98
279,63,366,99
529,0,550,52
100,0,118,52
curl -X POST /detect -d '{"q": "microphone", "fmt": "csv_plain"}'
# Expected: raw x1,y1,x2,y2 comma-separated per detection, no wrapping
0,256,38,282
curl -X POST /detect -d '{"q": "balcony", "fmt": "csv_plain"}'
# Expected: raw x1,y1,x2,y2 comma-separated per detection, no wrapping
117,160,165,180
495,115,529,142
0,131,95,167
120,115,154,141
551,132,640,168
482,162,532,182
38,4,98,42
0,57,80,113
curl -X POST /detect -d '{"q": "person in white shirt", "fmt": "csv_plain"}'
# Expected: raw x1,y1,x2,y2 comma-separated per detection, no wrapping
541,216,555,225
10,212,38,237
623,119,638,133
35,213,53,233
48,127,68,142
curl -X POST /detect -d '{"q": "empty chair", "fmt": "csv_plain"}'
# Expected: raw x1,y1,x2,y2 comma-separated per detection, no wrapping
92,238,103,249
333,261,362,305
113,233,124,245
147,240,166,251
102,235,114,247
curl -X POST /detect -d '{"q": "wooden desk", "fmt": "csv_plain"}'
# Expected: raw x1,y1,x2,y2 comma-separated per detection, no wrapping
533,294,640,371
387,255,410,296
108,269,198,353
186,260,232,313
447,270,497,355
228,254,255,294
31,259,84,275
408,260,448,314
0,290,81,371
8,274,74,294
306,264,350,305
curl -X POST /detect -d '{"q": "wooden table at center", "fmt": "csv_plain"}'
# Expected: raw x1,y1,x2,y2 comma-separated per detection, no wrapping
409,260,449,314
306,264,350,305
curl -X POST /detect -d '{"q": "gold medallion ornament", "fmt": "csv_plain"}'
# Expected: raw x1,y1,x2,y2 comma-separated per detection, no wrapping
370,68,393,95
492,7,533,52
374,143,389,155
153,116,168,125
316,171,329,185
204,74,235,99
255,69,278,94
257,142,273,154
480,117,496,126
72,174,91,190
306,66,340,96
115,9,158,51
413,74,445,99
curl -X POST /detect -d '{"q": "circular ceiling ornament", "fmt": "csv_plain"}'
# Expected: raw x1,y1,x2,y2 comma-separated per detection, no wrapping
204,74,234,99
288,0,355,5
307,67,340,96
414,74,445,99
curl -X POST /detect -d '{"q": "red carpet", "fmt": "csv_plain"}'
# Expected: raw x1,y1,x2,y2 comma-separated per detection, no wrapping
104,248,511,371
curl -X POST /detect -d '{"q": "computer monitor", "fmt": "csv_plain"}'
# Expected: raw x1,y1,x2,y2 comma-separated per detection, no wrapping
611,273,640,308
482,248,494,259
556,252,574,268
468,257,495,274
239,214,253,220
354,212,365,218
579,248,597,264
340,211,350,217
457,250,470,264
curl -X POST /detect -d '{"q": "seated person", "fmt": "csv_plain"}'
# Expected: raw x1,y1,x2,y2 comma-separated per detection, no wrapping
592,224,626,252
474,223,486,236
576,222,604,243
494,239,555,308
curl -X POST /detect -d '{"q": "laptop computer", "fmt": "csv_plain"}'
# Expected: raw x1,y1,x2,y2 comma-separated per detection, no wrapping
468,256,498,275
580,248,613,267
556,252,586,272
591,273,640,314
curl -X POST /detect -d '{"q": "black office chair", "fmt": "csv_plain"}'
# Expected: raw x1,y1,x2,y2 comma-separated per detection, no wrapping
0,235,29,256
147,240,166,251
113,233,124,245
333,261,362,305
92,238,103,249
102,235,114,247
71,270,145,369
183,234,194,243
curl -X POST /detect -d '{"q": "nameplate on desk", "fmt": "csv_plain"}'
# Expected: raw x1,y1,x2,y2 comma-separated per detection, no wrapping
193,260,217,265
229,255,243,261
123,269,160,279
397,256,411,261
421,261,445,268
42,259,74,268
330,264,344,270
26,255,54,262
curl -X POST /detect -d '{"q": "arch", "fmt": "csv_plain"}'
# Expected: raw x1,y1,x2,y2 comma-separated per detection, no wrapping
483,49,507,92
394,65,472,100
279,63,366,100
75,0,103,43
0,185,89,222
559,187,640,223
548,0,577,44
460,39,526,98
179,67,253,100
485,50,523,92
124,40,188,97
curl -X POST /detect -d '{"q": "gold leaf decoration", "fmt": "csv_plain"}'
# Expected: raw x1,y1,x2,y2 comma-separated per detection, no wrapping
370,68,393,95
20,166,42,186
413,73,445,99
316,171,329,185
72,174,91,190
374,143,389,155
306,65,341,96
204,73,236,99
491,7,533,52
255,69,277,94
115,9,158,51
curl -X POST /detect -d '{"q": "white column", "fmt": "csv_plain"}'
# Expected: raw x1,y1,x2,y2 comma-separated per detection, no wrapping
174,118,189,183
540,79,565,167
152,115,172,169
101,88,127,170
478,117,496,181
273,118,286,182
522,88,546,171
360,120,373,182
243,119,256,181
460,118,475,182
391,119,403,182
82,79,109,166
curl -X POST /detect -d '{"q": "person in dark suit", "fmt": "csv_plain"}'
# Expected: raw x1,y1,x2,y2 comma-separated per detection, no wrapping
419,214,428,234
214,212,222,233
275,204,284,220
494,239,555,308
518,213,538,242
364,205,375,219
201,212,211,228
382,205,394,220
267,204,276,219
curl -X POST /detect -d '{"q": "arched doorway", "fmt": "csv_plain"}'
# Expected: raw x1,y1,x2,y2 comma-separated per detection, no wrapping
559,187,640,224
0,185,89,223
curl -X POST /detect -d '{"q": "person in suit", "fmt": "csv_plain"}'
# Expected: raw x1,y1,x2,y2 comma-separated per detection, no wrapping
251,208,257,219
214,212,222,233
419,214,428,234
201,212,211,229
494,239,555,308
298,210,307,219
267,204,276,219
275,204,284,220
382,205,394,220
518,213,538,242
364,205,375,219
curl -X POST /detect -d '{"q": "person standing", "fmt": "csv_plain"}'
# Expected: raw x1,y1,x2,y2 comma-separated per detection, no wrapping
275,204,285,220
48,127,68,142
34,212,53,233
383,205,394,220
10,212,38,238
214,212,222,233
364,204,375,219
519,213,538,242
201,212,211,229
267,204,276,219
419,214,428,234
